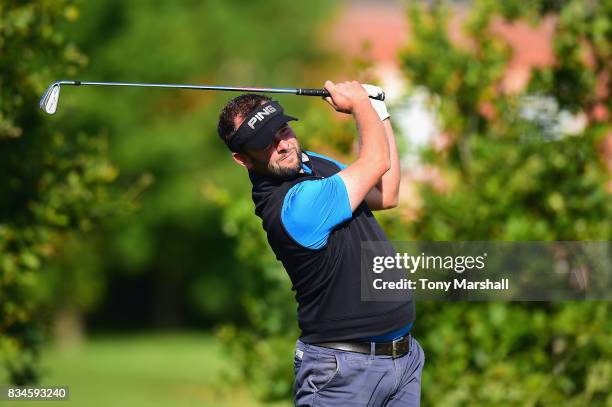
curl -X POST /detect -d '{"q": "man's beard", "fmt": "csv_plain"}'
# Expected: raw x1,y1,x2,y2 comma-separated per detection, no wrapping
250,146,303,179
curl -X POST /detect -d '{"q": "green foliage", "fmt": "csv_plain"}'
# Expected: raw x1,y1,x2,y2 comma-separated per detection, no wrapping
0,0,122,384
45,0,337,399
403,2,511,139
530,0,611,113
412,131,610,240
400,1,612,405
52,0,338,333
415,302,611,406
402,0,611,239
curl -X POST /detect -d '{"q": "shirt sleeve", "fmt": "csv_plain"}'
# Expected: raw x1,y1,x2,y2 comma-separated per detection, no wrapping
281,174,352,249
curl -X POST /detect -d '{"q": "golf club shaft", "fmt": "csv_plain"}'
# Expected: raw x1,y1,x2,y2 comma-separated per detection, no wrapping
53,80,385,100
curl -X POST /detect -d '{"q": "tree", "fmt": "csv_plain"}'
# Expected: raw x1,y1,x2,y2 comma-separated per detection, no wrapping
56,0,337,332
399,0,611,405
215,0,611,403
0,0,122,384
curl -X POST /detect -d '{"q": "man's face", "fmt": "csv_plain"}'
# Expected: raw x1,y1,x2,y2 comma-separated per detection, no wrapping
234,121,303,179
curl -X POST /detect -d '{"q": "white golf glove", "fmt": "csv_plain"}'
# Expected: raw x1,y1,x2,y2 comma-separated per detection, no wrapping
362,84,390,121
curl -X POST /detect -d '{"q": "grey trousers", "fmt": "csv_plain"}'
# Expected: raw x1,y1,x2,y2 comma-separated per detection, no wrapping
294,335,425,406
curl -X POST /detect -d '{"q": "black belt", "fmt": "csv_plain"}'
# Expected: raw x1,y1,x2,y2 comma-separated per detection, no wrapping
314,335,411,359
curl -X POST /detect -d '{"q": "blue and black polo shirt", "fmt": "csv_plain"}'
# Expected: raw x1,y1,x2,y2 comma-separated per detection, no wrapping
249,151,415,343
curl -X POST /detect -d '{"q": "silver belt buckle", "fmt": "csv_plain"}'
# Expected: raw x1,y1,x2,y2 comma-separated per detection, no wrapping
391,336,408,359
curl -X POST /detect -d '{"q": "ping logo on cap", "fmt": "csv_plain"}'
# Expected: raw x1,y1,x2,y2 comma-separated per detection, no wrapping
248,105,277,129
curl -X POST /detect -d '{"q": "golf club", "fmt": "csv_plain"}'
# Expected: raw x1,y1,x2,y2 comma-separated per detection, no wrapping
39,80,385,115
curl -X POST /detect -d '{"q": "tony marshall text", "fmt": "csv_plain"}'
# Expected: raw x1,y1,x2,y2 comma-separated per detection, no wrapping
373,278,509,291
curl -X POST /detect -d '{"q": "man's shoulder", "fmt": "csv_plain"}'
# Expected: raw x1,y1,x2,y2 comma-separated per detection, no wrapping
305,151,347,171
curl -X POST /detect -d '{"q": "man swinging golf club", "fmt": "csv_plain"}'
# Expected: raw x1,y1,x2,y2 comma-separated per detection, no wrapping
217,80,424,406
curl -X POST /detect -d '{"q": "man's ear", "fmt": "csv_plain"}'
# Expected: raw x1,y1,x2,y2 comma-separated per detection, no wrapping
232,152,253,169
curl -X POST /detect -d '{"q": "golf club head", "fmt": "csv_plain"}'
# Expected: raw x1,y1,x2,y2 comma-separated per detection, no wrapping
39,82,61,115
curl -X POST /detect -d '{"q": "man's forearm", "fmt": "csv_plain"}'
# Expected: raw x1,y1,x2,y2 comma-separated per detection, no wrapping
352,101,390,173
361,119,400,210
376,119,400,205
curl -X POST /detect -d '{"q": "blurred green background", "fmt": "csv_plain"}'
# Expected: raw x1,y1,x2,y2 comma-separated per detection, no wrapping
1,0,610,405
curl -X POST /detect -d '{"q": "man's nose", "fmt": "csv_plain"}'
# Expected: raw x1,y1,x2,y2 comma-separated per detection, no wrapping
276,136,291,151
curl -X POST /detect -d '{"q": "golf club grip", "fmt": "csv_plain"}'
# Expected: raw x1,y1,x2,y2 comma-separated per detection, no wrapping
298,88,385,101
